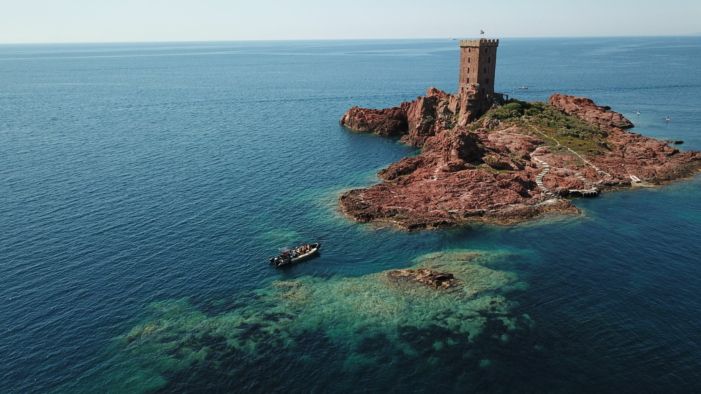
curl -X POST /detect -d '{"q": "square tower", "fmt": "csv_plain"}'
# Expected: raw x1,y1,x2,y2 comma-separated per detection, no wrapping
459,39,499,96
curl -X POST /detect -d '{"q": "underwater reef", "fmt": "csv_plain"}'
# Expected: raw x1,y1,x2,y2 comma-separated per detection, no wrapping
96,250,533,392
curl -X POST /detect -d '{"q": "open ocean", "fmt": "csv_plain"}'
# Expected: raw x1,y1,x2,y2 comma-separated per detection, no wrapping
1,37,700,393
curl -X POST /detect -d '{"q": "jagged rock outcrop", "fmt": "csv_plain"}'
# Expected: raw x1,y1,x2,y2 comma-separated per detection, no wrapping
547,94,701,183
339,106,407,137
548,94,634,130
338,92,701,230
386,268,459,289
340,87,492,147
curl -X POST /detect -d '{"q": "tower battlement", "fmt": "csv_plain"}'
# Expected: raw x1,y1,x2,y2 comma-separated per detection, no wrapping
459,38,499,48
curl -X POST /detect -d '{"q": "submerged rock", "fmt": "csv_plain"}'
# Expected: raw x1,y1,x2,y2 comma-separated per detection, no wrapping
101,250,530,391
386,268,459,289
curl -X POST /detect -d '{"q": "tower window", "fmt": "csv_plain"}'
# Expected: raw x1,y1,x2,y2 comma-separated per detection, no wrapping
486,78,490,84
488,57,491,63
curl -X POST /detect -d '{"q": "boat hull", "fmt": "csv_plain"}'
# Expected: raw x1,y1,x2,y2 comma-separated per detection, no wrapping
270,243,321,268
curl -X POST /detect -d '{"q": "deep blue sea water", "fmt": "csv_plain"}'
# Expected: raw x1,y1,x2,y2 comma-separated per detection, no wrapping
1,37,700,393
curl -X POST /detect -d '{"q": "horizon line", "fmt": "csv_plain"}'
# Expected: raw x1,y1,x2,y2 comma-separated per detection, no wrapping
1,33,699,46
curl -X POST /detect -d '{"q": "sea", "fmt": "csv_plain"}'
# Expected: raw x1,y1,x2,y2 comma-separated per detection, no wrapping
1,37,700,393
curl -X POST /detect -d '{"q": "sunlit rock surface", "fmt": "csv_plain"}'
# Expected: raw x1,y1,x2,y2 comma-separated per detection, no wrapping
339,92,701,229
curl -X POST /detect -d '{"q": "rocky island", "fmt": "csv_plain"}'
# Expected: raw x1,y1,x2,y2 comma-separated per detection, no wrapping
339,39,701,230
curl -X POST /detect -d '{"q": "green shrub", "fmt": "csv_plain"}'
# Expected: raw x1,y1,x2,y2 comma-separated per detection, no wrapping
524,107,542,116
502,102,525,112
488,100,531,120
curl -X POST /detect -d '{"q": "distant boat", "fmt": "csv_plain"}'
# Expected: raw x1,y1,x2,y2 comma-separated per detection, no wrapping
635,111,641,116
665,116,672,122
518,85,529,90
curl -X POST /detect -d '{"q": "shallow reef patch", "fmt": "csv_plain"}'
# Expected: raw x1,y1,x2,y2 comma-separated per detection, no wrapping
100,249,533,392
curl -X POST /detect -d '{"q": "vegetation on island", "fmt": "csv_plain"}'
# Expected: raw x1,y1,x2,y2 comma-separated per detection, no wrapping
483,99,610,156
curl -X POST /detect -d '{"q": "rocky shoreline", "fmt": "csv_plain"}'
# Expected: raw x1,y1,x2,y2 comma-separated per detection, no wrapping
339,88,701,230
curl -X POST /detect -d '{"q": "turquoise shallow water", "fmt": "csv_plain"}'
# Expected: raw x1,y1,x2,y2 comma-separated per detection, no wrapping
1,38,701,392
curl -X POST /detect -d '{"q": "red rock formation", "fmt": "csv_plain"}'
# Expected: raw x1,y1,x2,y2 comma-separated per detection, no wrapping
339,121,577,230
548,94,634,130
340,87,491,147
338,92,701,230
548,94,701,183
339,106,407,137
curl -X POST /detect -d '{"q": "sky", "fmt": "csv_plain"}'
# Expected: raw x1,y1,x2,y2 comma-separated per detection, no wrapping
1,0,700,44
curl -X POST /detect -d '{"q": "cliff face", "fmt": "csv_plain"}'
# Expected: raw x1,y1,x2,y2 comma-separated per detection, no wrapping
338,91,701,230
340,87,489,147
339,106,407,138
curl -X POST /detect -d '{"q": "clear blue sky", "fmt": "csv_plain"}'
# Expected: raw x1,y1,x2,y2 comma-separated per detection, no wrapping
1,0,699,44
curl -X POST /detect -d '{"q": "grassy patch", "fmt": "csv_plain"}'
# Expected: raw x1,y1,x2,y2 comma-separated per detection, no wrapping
483,100,610,156
483,99,548,121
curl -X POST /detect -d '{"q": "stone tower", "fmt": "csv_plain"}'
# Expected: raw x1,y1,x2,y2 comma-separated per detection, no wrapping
459,39,498,95
456,39,499,123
